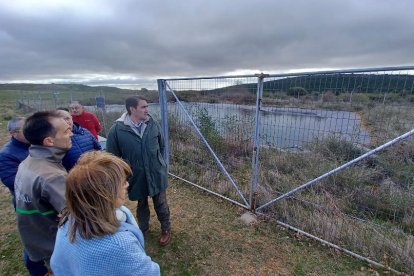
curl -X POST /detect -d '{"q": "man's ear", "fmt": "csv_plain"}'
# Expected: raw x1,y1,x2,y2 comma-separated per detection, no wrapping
43,136,54,146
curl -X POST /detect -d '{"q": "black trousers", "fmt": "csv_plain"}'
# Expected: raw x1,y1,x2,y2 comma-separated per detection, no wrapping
137,190,170,232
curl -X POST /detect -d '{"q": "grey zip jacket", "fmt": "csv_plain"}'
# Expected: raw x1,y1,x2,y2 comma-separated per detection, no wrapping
15,145,67,262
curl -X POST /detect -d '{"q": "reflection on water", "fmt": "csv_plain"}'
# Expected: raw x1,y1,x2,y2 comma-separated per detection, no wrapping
88,102,370,149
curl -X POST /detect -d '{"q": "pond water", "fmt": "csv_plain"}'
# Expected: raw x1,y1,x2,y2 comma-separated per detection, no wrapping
87,102,370,149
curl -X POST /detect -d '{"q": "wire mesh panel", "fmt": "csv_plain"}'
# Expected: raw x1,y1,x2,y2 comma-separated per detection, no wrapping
254,68,414,273
16,87,161,138
159,67,414,272
164,77,258,206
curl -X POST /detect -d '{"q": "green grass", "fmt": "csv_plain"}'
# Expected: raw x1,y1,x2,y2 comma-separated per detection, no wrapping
0,189,27,275
1,183,373,275
0,87,387,275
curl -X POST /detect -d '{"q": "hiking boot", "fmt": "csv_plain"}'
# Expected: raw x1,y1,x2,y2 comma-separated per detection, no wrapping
159,229,171,246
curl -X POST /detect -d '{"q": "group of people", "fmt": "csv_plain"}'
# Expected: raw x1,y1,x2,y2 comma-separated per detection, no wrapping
0,97,170,275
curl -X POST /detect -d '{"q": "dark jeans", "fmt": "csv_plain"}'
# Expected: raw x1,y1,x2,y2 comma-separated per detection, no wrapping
24,250,48,276
137,190,170,232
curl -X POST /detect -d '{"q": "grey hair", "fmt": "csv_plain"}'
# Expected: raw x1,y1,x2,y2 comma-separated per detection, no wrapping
7,117,25,132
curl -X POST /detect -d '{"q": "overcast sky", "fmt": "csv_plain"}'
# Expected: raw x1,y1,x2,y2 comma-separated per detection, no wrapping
1,0,413,88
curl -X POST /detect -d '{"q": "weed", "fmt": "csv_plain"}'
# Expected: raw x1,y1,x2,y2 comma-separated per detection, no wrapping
193,108,224,154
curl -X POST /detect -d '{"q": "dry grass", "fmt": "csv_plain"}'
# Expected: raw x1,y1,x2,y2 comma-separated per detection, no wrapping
0,181,374,275
168,118,414,273
0,89,380,275
127,180,375,275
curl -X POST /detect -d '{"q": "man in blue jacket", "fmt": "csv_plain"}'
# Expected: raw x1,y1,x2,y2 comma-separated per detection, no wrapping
56,109,101,171
0,117,50,275
0,117,29,207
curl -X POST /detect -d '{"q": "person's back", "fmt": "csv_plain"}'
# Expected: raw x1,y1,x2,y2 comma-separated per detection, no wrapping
51,151,160,276
0,117,50,275
52,206,159,276
15,148,68,259
15,111,73,270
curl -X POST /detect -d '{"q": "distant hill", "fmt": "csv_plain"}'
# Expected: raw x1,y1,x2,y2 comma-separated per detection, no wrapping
264,73,414,93
0,83,137,93
1,83,161,106
213,73,414,94
4,73,414,98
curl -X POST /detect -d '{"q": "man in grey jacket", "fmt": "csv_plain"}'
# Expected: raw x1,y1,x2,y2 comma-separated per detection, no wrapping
106,96,171,246
15,111,73,272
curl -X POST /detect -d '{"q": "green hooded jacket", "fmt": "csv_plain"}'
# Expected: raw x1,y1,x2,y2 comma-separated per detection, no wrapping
106,113,168,200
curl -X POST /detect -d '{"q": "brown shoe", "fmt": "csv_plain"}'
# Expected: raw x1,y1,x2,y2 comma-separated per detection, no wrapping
159,230,171,246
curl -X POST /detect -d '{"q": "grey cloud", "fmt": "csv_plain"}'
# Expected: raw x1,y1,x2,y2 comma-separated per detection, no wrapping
0,0,413,87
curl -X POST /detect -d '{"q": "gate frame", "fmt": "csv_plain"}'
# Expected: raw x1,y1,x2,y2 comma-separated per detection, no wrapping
158,65,414,274
159,80,250,208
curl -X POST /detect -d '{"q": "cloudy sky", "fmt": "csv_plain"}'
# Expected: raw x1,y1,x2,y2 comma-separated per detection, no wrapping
1,0,413,88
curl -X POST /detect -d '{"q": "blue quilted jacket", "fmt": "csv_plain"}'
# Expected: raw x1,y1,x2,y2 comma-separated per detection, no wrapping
62,123,102,171
0,137,30,196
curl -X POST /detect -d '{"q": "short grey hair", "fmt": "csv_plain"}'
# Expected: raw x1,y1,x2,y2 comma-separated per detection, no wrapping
7,117,25,132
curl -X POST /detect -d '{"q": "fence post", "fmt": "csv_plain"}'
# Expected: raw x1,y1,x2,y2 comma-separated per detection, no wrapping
157,79,170,170
249,73,267,212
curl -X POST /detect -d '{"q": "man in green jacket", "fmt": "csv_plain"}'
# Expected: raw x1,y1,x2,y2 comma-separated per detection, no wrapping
106,96,171,246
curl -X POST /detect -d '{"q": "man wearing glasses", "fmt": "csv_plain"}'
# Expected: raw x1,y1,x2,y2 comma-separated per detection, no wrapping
0,117,29,208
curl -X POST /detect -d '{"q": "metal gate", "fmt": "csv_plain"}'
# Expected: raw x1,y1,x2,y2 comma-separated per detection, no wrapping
158,66,414,273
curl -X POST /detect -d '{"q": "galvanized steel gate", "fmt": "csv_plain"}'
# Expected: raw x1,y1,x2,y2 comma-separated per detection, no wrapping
158,66,414,273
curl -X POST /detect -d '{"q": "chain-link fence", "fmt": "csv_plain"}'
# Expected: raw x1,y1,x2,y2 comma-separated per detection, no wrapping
16,88,161,137
159,66,414,273
16,67,414,273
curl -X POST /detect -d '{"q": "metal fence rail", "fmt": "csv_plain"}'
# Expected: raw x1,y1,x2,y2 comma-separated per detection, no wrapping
16,66,414,273
159,66,414,274
160,76,258,206
16,89,162,137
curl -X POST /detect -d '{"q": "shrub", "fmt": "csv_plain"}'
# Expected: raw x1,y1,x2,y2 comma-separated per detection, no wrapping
194,108,224,153
352,93,370,104
287,87,307,97
310,136,364,162
322,91,336,102
220,90,255,105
